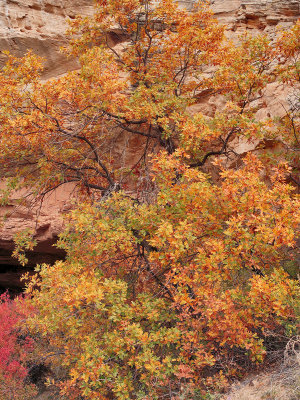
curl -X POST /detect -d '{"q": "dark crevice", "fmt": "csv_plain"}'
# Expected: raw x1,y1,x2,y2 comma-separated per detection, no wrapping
0,238,66,295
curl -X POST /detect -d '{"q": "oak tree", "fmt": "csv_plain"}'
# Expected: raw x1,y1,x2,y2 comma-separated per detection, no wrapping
0,0,299,399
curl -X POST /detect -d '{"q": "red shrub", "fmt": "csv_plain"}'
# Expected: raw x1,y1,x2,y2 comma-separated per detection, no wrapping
0,292,37,399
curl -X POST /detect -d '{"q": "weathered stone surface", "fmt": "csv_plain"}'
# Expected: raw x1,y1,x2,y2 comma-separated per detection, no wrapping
0,1,298,77
0,182,73,283
0,0,94,79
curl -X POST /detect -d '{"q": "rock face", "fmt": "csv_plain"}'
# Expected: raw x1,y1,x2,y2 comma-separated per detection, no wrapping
0,0,299,288
213,0,299,30
0,182,73,291
0,0,94,79
0,0,298,77
0,1,298,78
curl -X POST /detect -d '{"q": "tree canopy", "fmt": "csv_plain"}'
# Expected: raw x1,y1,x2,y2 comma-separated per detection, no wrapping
0,1,299,399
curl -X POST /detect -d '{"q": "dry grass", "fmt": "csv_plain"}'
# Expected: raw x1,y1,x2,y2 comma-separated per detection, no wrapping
222,337,300,400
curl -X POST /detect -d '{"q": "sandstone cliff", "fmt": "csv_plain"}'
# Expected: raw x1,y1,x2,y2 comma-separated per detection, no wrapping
1,1,298,78
0,0,94,79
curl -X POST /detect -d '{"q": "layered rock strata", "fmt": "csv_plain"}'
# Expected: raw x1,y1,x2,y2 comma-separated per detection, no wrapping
0,1,298,77
0,0,93,79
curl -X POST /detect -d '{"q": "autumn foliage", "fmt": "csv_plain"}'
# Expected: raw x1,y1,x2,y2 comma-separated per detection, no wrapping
0,293,37,400
0,0,299,399
26,154,299,399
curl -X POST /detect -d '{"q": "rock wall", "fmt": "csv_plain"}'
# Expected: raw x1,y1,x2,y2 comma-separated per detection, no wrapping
0,0,299,289
0,1,298,78
0,0,94,79
0,182,72,291
213,0,299,30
